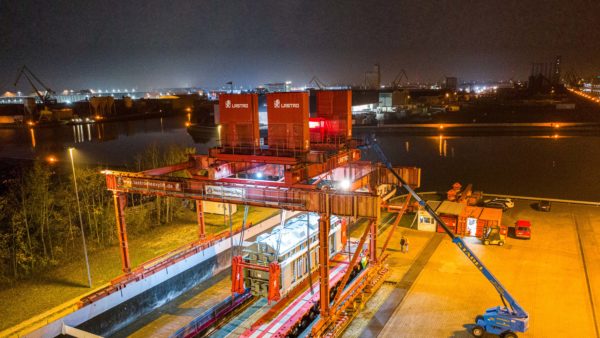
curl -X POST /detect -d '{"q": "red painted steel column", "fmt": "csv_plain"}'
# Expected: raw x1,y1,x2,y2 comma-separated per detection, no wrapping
113,192,131,273
319,213,331,318
369,219,378,263
196,200,206,239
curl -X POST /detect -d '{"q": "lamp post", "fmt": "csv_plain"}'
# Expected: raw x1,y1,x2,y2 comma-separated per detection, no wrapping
69,147,92,288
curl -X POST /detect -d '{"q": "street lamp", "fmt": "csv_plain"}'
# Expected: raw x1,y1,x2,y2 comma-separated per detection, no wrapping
69,147,92,288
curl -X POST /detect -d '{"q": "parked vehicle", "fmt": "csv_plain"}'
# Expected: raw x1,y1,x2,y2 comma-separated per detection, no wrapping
484,201,508,211
484,198,514,209
538,200,551,212
482,225,507,246
515,220,532,239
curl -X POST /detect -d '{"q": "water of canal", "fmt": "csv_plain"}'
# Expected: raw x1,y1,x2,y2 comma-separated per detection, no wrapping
1,116,598,201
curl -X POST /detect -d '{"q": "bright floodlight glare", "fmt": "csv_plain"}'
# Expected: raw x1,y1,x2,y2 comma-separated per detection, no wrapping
340,179,351,190
256,172,263,179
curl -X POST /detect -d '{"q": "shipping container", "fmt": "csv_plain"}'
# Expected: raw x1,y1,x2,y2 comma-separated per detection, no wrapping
218,94,260,149
438,215,457,233
478,208,503,237
435,201,466,234
267,92,310,151
461,206,484,237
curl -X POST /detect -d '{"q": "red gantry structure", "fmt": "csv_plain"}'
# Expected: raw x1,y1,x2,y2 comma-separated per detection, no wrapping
103,90,421,337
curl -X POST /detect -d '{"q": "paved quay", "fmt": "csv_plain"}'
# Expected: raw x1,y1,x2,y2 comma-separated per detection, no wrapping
345,200,599,337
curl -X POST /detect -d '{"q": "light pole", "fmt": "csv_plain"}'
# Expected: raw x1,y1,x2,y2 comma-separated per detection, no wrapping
69,147,92,288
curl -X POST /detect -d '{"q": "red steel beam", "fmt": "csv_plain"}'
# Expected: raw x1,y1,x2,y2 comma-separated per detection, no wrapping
332,219,372,308
103,171,382,219
379,196,411,258
210,152,300,165
369,219,377,263
140,160,193,176
112,192,131,273
319,213,331,318
196,200,206,239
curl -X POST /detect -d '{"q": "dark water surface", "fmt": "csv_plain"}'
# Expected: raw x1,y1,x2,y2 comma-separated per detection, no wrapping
361,132,600,201
1,116,598,201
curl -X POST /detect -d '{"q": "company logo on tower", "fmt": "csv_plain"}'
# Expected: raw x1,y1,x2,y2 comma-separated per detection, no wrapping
273,98,300,109
224,99,248,109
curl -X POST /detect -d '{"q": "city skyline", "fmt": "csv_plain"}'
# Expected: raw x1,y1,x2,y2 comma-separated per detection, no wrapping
2,0,599,91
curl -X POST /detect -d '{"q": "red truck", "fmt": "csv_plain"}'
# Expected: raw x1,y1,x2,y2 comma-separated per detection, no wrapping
515,220,532,239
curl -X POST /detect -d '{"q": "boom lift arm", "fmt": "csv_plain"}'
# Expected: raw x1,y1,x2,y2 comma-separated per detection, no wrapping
364,138,529,337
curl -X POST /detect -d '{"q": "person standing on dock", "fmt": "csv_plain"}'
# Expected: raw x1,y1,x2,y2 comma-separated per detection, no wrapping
400,235,407,253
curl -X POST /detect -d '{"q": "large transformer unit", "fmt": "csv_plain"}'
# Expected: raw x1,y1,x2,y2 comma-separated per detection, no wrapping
237,213,343,301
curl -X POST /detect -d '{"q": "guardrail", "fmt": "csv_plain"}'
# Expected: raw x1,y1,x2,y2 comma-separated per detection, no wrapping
391,191,599,207
170,290,252,338
483,193,600,207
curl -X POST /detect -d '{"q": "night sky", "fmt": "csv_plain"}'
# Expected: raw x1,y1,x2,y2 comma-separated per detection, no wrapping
1,0,599,91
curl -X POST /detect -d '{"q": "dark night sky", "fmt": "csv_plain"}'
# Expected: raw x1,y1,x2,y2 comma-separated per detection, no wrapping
1,0,599,91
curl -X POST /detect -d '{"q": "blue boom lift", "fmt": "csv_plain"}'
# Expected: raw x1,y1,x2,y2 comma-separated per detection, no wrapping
365,138,529,338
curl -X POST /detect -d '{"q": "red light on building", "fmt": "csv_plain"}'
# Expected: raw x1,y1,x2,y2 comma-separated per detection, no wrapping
309,118,324,129
315,90,352,141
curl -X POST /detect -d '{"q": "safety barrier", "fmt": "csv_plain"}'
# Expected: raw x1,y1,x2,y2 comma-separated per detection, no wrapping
170,289,252,338
483,193,600,207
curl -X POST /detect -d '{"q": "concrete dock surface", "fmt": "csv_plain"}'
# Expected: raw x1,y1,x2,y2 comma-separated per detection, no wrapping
345,200,599,338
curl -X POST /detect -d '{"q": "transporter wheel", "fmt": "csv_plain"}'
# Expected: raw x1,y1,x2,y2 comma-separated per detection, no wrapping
290,325,299,337
309,305,318,319
471,325,485,337
499,241,505,246
501,332,517,338
483,240,490,245
330,286,338,300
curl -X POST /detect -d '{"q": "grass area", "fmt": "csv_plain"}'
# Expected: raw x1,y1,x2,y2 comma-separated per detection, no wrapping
0,206,278,332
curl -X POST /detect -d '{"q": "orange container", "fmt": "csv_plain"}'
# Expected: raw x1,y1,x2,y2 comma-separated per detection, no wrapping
267,92,310,151
219,94,260,148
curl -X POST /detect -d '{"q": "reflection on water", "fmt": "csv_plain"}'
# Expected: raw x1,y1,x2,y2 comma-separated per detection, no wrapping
1,119,598,201
29,128,36,148
362,131,600,201
0,116,217,165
